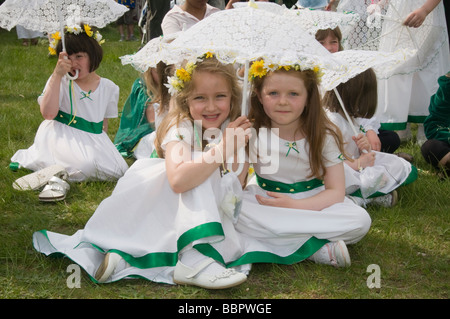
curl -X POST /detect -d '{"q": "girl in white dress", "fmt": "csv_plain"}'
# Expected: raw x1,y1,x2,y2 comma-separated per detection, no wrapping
11,24,128,182
33,56,252,289
230,61,372,268
322,68,417,207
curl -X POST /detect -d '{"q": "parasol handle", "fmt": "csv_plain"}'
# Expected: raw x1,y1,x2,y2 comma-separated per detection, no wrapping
241,60,250,116
60,30,79,80
226,148,245,176
57,3,78,81
333,88,369,154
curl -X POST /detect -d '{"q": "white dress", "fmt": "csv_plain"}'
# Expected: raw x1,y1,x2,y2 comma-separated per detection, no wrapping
133,102,167,159
228,128,372,266
11,76,128,182
32,120,250,284
326,111,416,198
337,0,450,130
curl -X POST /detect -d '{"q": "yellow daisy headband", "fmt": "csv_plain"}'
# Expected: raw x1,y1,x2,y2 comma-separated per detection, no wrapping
48,24,105,56
165,52,215,95
248,59,323,82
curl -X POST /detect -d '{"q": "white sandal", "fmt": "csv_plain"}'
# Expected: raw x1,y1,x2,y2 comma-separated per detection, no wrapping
13,164,68,191
173,258,247,289
38,176,70,202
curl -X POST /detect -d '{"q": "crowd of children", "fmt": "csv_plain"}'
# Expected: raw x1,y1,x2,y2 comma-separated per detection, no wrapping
7,0,448,290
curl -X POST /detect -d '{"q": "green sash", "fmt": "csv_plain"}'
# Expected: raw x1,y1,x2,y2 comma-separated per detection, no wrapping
54,110,103,134
255,173,324,193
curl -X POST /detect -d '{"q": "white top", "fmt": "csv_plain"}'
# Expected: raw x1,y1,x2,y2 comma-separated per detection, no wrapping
38,76,119,122
161,4,220,35
250,128,343,183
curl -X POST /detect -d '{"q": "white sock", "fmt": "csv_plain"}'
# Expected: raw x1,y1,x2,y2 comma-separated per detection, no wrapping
180,248,226,275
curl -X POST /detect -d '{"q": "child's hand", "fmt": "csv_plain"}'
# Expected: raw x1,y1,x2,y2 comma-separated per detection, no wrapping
256,191,293,208
222,116,252,159
352,133,371,153
366,130,381,152
403,7,428,28
359,152,376,169
54,52,72,77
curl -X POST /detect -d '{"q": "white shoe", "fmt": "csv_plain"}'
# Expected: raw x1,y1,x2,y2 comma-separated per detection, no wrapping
13,164,68,191
95,252,125,283
396,125,412,142
173,258,247,289
308,240,351,268
415,124,427,145
371,190,398,207
38,176,70,202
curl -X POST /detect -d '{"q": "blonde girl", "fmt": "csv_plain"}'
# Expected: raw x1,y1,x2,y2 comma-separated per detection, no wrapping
33,56,252,290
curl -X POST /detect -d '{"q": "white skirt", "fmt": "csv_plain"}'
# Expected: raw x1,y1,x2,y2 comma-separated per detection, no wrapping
232,179,372,266
343,151,415,198
33,158,371,284
33,158,250,284
11,120,128,182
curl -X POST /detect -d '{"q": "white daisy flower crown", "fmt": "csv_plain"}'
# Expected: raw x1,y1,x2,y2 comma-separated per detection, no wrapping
48,24,105,56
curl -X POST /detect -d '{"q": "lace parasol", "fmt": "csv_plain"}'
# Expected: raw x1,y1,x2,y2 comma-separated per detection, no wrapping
0,0,128,34
120,32,180,73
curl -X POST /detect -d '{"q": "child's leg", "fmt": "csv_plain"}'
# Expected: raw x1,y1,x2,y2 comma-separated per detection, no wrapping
421,139,450,170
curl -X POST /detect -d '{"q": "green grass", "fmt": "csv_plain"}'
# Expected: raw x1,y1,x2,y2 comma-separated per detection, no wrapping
0,25,449,300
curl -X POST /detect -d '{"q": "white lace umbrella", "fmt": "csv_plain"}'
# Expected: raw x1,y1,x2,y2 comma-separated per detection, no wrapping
164,2,346,113
0,0,127,33
165,2,414,133
120,32,180,73
0,0,128,79
286,8,360,36
232,2,361,36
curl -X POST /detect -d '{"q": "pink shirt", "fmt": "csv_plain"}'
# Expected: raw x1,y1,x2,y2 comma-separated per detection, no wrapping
161,4,220,35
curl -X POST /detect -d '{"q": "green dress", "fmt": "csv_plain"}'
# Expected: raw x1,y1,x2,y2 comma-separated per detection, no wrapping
114,78,155,157
423,73,450,143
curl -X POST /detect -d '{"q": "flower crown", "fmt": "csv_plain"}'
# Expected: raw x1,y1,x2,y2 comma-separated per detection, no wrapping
165,52,215,95
48,24,105,56
248,59,323,82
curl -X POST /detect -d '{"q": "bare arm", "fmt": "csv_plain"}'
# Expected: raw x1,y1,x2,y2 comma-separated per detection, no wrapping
165,116,251,193
39,52,72,120
403,0,441,28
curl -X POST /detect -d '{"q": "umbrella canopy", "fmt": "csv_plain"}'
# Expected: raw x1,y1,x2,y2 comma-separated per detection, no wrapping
120,32,180,73
286,8,360,36
0,0,128,34
163,4,344,71
232,2,361,36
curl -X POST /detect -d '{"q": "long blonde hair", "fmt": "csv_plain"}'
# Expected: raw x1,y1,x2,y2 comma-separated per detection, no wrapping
154,57,242,158
249,68,347,179
142,61,173,117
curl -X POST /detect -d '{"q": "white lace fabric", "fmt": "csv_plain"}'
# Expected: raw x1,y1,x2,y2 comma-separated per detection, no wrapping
162,6,414,91
336,0,448,74
0,0,128,33
164,6,345,74
120,32,180,72
284,8,361,35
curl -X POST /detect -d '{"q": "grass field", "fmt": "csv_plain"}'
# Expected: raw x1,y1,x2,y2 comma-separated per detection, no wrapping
0,25,448,301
